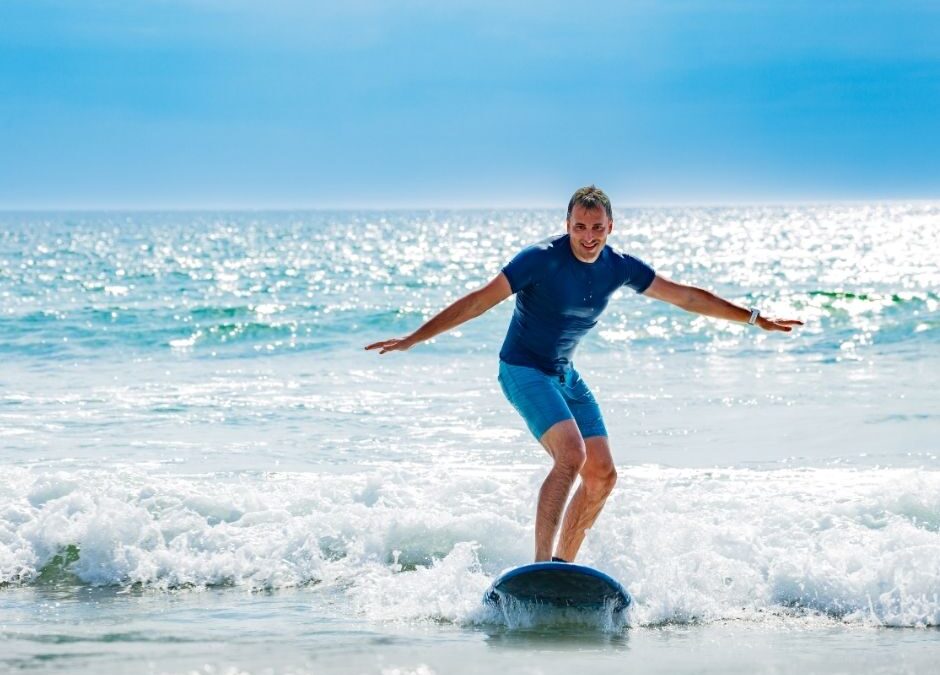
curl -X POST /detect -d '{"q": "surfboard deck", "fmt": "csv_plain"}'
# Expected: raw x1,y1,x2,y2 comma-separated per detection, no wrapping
484,561,631,612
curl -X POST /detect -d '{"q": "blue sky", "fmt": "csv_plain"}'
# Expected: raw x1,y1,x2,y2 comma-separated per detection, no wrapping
1,1,938,208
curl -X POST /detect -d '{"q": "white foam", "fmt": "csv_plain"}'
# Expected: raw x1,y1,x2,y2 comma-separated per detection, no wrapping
1,465,939,628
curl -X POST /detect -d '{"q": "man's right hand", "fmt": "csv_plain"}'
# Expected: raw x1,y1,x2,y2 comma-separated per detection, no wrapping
364,336,415,354
364,273,512,357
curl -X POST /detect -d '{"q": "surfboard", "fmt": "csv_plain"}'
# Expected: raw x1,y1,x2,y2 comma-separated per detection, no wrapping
484,561,631,612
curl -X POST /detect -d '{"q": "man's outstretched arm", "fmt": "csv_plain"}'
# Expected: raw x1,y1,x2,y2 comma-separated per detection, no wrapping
365,273,513,354
643,275,803,332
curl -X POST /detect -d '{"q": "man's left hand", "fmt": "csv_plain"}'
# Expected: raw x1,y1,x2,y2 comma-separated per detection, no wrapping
756,316,804,332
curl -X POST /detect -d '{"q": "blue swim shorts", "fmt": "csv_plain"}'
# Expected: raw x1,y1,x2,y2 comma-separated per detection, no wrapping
497,360,608,441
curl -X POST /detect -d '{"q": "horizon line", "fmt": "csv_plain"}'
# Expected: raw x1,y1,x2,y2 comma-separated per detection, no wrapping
2,197,939,212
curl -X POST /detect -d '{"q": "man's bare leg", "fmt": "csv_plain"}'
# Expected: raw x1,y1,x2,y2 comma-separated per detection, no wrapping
534,419,586,561
554,435,618,562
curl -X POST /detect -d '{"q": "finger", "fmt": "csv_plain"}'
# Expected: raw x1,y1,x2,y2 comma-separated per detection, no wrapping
365,340,392,350
763,320,802,330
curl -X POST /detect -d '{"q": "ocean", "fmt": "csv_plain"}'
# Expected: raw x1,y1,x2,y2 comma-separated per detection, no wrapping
1,205,938,673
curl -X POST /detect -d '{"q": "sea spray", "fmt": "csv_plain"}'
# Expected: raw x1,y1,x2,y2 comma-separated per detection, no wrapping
2,465,939,627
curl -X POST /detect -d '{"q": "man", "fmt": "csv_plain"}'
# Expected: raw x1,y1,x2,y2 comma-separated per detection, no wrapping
366,185,802,563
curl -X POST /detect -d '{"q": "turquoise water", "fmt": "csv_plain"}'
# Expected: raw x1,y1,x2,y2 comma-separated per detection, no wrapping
1,205,939,673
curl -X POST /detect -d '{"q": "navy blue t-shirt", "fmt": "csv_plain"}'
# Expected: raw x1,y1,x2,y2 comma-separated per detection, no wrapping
499,234,655,374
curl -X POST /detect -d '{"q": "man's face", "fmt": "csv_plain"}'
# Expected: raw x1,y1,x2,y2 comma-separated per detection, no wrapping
566,204,613,263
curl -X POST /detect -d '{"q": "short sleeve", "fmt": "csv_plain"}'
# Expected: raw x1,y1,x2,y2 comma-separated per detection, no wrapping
619,253,656,293
501,242,553,293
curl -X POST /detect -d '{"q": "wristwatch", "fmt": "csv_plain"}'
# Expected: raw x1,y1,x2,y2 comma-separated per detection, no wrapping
747,308,760,325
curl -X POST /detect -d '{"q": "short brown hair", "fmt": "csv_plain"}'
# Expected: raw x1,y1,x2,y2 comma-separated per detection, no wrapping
567,185,612,221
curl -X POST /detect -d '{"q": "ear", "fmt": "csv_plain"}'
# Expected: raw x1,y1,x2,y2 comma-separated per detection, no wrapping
608,220,614,234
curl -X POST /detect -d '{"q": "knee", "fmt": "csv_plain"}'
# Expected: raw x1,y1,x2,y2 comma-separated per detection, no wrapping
585,463,617,497
554,442,586,476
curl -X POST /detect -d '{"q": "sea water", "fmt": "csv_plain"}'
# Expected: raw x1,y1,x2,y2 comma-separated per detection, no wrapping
1,205,939,673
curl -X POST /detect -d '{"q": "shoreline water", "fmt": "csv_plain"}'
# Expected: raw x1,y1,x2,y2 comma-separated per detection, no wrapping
4,584,940,675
